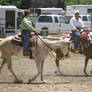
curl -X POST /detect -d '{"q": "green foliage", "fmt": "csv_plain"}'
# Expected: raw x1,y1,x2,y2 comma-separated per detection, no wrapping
20,0,32,9
0,0,18,5
0,0,92,9
0,0,32,9
65,0,92,5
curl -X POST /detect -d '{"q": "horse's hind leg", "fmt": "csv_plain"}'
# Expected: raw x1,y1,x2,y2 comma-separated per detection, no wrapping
83,56,89,76
55,50,64,75
55,58,61,73
7,57,23,83
0,58,7,73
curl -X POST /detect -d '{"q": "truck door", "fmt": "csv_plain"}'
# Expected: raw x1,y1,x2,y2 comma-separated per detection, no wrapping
54,16,61,33
59,16,71,32
37,16,55,34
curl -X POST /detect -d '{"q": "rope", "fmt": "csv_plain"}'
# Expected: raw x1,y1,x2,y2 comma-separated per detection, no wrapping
36,35,56,58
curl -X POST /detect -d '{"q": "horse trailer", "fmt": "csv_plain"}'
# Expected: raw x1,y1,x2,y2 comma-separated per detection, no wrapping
66,5,92,15
0,6,23,35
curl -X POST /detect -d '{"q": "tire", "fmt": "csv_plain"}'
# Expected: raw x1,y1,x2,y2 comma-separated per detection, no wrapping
40,31,48,36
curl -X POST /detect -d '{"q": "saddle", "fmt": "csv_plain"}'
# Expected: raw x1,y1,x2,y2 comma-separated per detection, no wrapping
12,32,36,47
70,31,88,44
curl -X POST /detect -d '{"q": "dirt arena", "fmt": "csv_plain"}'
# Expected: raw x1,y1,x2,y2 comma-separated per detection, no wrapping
0,53,92,92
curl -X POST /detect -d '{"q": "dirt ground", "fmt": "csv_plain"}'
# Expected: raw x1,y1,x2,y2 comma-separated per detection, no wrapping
0,53,92,92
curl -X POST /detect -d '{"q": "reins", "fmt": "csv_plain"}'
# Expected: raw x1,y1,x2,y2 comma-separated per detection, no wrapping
36,35,56,58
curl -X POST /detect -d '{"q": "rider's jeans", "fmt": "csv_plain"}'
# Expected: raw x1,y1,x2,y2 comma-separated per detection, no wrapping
21,30,30,54
72,30,80,49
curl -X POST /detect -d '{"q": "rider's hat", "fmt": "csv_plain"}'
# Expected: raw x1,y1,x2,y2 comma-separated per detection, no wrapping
74,10,79,14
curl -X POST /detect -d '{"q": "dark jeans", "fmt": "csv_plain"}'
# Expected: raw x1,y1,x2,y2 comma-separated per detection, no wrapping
21,30,31,54
72,30,80,49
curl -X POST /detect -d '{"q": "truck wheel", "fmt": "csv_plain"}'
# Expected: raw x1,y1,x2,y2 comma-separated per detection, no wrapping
40,31,48,36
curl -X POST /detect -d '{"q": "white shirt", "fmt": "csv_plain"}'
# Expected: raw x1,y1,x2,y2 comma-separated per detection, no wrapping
70,16,84,30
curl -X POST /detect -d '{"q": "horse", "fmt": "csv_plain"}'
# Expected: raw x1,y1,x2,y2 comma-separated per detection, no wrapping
0,35,70,83
43,36,70,74
48,31,92,76
82,32,92,76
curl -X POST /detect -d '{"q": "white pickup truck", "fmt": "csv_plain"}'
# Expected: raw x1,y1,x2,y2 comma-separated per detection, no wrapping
35,14,72,36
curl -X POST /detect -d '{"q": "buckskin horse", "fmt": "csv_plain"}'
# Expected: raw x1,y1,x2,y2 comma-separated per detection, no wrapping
0,34,70,83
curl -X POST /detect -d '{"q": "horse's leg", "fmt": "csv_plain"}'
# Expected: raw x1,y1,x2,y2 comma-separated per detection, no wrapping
0,58,7,73
40,60,46,83
55,50,64,75
28,59,41,83
55,57,60,72
7,57,23,83
83,56,89,76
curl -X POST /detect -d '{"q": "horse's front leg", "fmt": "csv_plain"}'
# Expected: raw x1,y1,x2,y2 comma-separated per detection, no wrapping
83,56,89,76
0,58,7,73
54,50,64,75
28,59,41,83
40,60,47,83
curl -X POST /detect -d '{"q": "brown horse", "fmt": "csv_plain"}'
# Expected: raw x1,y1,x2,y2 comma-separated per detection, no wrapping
48,32,92,76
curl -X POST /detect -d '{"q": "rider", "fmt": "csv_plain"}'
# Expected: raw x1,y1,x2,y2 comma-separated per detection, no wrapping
70,10,86,52
21,10,36,56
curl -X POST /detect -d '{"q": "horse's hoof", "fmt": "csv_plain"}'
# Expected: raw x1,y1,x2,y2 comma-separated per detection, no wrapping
54,70,57,74
28,79,32,84
59,72,64,76
42,80,47,83
14,80,23,84
90,70,92,74
84,73,88,76
57,73,64,76
55,71,64,76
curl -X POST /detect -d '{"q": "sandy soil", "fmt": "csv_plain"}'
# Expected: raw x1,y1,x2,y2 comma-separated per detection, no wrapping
0,54,92,92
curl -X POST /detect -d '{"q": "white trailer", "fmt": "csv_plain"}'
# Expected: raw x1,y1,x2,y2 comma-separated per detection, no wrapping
30,8,65,16
36,8,65,15
0,6,22,35
66,5,92,15
30,8,65,24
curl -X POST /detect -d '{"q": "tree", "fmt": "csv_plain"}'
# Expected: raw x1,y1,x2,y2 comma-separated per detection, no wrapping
78,0,80,4
65,0,92,5
20,0,32,9
0,0,22,8
56,0,65,10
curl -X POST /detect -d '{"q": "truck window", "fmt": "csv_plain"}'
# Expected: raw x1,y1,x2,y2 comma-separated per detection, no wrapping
88,16,91,21
82,16,88,21
59,17,68,23
54,16,58,23
38,16,52,23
